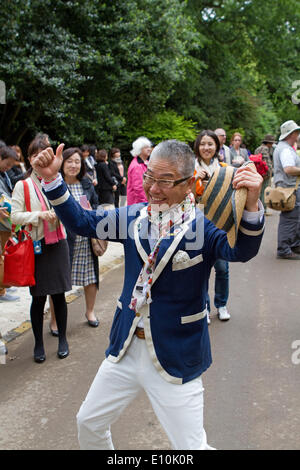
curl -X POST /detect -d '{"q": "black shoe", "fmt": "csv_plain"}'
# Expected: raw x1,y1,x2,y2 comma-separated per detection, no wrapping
292,246,300,254
34,346,46,363
57,340,69,359
57,348,69,359
34,353,46,363
85,314,99,328
277,252,300,260
49,326,59,337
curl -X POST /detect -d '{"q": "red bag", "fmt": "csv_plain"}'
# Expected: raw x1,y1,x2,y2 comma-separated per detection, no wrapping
3,230,35,287
3,180,36,286
249,153,269,177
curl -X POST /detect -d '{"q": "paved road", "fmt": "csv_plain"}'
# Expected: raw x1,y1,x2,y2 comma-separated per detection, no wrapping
1,211,300,450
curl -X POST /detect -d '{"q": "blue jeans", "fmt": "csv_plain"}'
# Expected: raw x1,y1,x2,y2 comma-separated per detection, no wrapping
206,259,229,312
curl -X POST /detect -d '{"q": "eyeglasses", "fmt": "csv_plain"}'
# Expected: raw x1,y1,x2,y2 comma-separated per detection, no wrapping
143,173,192,189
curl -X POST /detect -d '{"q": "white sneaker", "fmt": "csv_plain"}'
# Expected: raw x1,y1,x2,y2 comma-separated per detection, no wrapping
218,306,230,321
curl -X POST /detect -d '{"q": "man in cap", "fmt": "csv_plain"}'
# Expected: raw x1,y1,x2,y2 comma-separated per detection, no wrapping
273,120,300,259
255,134,276,169
32,139,264,450
255,134,276,213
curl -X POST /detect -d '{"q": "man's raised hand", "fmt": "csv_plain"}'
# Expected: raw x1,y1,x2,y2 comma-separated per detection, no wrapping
232,163,263,212
31,143,65,181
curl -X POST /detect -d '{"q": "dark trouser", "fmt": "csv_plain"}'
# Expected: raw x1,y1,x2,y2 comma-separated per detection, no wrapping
277,190,300,255
30,293,68,356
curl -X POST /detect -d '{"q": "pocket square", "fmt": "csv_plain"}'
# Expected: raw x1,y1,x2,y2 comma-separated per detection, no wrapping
172,250,191,266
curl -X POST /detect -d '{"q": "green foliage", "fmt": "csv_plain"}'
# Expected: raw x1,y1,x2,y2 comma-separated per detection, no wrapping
124,110,198,144
169,0,300,150
0,0,200,149
0,0,98,145
0,0,299,153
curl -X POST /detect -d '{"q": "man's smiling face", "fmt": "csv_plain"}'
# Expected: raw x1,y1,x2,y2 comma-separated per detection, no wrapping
143,158,194,209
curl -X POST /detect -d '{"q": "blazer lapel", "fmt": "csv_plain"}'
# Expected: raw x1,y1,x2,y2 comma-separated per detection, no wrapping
133,206,150,264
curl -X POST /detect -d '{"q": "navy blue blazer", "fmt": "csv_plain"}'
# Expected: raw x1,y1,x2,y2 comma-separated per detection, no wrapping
45,181,264,384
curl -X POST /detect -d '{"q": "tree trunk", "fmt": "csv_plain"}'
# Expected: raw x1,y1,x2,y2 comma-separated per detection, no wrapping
3,100,23,136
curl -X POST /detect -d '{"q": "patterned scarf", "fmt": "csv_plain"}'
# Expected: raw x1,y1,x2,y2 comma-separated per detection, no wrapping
195,157,220,178
129,192,195,313
31,176,66,245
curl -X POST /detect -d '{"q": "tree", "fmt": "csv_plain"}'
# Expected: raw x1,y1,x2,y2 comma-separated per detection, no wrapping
1,0,299,152
0,0,97,145
168,0,300,149
0,0,201,150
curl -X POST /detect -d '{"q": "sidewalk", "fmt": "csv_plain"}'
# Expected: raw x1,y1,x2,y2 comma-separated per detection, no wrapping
0,242,124,343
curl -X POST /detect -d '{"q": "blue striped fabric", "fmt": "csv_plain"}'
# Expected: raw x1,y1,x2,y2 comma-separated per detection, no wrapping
204,166,237,233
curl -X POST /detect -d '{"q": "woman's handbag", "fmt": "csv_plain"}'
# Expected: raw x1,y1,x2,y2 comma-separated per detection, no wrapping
264,177,300,212
91,238,108,257
3,230,36,287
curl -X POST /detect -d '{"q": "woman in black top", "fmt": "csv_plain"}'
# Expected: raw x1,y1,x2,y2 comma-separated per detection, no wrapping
95,149,117,208
108,147,127,208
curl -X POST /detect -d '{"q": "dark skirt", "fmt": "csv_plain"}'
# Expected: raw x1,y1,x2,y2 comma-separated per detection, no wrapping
30,239,72,297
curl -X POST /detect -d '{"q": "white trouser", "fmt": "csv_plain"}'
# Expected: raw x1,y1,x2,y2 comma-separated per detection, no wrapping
77,336,212,450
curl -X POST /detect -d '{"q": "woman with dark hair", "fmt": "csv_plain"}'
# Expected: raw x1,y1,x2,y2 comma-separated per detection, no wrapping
194,130,231,324
108,147,127,208
60,147,100,328
11,137,71,363
194,130,221,198
95,149,117,209
81,144,97,186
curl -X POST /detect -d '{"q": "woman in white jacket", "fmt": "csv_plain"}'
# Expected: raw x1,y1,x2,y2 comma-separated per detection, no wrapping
11,137,71,363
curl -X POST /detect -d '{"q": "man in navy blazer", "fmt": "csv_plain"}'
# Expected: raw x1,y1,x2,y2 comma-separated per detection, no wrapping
33,140,264,450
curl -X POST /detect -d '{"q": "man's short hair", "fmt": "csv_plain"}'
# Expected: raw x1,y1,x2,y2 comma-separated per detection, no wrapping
96,149,108,162
0,145,18,161
150,140,195,178
214,128,226,135
81,144,90,153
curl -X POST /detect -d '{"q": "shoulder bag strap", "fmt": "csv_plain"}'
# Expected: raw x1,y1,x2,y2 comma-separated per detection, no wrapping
295,176,300,191
22,180,31,211
22,180,33,231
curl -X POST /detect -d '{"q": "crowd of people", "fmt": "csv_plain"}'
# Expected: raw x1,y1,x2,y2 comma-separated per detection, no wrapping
0,119,300,449
1,124,300,342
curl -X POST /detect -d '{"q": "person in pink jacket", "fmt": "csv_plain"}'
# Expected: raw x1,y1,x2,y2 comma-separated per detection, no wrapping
126,137,152,205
